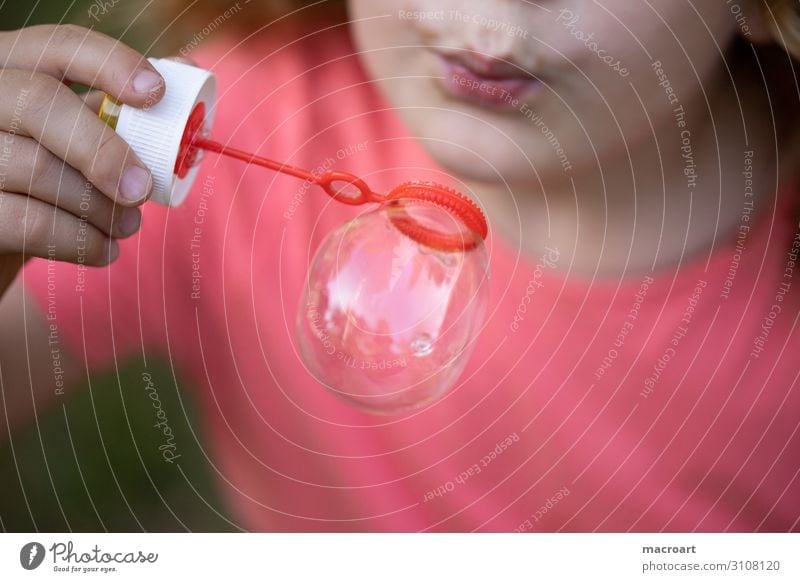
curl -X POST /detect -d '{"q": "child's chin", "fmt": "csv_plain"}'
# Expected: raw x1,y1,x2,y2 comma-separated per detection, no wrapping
421,139,538,186
402,110,560,185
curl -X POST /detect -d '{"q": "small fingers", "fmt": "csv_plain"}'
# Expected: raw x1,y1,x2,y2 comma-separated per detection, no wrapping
0,69,153,205
81,89,105,113
0,191,119,266
0,132,141,238
0,24,164,108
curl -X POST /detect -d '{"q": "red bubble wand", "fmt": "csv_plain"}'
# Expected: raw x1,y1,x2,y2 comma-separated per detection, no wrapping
176,103,488,252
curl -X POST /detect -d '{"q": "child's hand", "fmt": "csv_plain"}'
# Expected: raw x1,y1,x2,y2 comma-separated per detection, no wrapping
0,24,165,296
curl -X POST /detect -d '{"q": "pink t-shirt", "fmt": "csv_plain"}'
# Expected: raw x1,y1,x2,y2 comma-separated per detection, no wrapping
25,27,800,532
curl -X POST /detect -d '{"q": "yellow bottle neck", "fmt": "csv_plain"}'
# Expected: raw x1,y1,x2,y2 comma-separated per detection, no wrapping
97,94,122,130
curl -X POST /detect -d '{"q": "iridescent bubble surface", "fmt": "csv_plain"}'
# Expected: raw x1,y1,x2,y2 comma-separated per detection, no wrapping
296,200,490,414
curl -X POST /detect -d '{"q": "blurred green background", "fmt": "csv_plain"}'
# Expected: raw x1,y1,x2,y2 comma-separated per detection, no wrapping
4,0,145,50
0,1,235,532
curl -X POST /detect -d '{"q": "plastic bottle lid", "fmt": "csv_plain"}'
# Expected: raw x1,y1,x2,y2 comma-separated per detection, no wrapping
114,57,217,206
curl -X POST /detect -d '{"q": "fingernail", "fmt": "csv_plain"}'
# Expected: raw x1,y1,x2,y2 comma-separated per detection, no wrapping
117,207,142,237
106,240,120,264
132,69,163,94
120,166,152,203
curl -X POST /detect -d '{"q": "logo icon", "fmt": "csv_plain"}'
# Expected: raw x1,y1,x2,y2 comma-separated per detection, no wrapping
20,542,45,570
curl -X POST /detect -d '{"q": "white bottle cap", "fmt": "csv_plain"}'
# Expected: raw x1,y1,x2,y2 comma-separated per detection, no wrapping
114,57,217,206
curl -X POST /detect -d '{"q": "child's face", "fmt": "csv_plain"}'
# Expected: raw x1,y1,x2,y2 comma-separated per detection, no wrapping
349,1,744,185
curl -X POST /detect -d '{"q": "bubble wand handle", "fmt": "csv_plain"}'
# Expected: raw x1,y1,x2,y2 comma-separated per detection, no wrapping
193,137,314,181
192,137,387,206
181,104,487,250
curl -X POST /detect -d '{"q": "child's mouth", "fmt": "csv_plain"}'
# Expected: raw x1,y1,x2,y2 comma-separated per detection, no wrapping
434,52,541,110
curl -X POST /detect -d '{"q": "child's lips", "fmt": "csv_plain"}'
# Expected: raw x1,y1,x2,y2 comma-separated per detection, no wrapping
435,53,541,109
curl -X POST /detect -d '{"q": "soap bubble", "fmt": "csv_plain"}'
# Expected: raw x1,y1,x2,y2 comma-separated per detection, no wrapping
296,199,490,414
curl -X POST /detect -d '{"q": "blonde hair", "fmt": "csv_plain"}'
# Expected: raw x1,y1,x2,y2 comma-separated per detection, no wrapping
161,0,346,39
157,0,799,58
763,0,800,59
